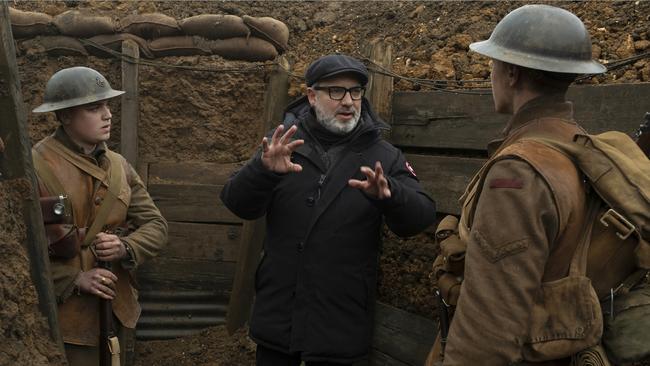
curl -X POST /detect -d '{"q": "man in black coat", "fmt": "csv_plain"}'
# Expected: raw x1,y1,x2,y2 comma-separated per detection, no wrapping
221,54,436,366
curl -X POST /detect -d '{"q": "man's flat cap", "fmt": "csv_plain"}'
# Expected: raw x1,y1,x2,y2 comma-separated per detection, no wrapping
305,54,369,86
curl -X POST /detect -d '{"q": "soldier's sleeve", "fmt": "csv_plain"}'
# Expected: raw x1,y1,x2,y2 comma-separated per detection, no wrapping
121,164,169,267
443,158,559,365
372,149,437,237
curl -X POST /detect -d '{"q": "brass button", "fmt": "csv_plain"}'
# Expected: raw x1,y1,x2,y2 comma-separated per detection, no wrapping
94,196,103,205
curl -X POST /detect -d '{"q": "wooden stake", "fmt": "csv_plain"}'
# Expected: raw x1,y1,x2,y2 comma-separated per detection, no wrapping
226,56,290,334
121,40,140,167
365,39,394,126
0,2,64,351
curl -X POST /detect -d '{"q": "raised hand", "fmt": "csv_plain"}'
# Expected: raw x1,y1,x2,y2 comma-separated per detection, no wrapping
261,124,305,173
74,267,118,300
348,161,391,200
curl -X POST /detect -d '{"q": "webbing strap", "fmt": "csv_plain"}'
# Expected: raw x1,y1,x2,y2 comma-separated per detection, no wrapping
83,151,123,248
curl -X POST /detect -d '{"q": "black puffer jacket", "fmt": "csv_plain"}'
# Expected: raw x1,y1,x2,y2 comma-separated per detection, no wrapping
221,97,436,363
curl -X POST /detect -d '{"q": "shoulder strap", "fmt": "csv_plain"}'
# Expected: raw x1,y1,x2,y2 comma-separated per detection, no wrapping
84,151,125,247
43,138,110,187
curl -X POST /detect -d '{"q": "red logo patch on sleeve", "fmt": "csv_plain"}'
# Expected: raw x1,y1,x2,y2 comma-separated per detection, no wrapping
405,161,417,177
489,178,524,189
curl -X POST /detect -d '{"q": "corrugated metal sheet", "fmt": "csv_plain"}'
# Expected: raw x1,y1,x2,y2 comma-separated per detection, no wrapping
136,290,229,340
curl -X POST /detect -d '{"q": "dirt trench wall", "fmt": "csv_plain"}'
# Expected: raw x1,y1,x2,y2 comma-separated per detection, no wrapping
0,179,65,366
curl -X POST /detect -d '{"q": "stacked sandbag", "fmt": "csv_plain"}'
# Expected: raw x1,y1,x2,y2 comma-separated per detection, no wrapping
9,7,58,39
20,36,88,57
242,15,289,53
179,14,250,39
10,7,289,62
53,10,115,37
85,33,154,59
118,13,182,39
149,36,211,57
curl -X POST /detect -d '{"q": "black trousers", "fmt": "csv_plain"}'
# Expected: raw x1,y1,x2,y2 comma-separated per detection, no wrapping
256,344,352,366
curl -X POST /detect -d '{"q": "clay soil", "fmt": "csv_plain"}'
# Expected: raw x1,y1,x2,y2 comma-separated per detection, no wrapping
4,1,650,365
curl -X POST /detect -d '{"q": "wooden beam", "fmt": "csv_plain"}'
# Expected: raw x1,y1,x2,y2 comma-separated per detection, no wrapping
138,258,236,292
147,183,241,224
405,154,485,215
163,222,241,262
365,39,394,124
371,301,437,366
226,56,290,334
0,2,63,350
391,83,650,150
121,39,140,166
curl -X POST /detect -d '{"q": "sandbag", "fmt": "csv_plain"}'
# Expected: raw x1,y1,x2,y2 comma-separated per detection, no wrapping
148,36,211,57
86,33,154,59
9,7,57,39
199,37,278,61
242,15,289,52
21,36,88,57
53,10,115,38
179,14,250,39
118,13,181,39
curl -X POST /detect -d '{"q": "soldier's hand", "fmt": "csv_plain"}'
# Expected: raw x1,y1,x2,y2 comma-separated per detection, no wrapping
261,124,304,174
75,268,117,300
348,161,392,200
93,232,127,262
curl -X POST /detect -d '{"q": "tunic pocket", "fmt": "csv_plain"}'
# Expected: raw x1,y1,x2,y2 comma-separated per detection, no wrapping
523,275,603,361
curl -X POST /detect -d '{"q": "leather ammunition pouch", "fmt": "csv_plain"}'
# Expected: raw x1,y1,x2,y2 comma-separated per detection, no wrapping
46,225,86,259
39,195,70,224
432,215,465,309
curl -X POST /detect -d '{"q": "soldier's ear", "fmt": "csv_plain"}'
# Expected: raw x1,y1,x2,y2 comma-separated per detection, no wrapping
56,110,71,125
507,64,520,87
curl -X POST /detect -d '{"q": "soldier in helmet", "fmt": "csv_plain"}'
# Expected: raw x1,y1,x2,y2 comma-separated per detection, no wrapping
32,66,168,366
430,5,609,365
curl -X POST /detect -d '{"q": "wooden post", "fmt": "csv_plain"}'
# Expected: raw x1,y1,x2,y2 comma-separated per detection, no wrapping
226,56,290,334
0,2,64,351
364,39,394,125
121,40,139,167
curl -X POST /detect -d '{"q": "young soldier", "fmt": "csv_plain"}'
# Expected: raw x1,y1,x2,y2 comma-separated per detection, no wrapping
32,66,168,366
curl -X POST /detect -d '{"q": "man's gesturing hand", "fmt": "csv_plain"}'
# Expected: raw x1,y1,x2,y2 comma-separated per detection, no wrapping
261,125,305,173
348,161,391,200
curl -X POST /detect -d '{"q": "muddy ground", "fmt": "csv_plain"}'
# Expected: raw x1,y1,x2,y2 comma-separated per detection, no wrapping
3,1,650,365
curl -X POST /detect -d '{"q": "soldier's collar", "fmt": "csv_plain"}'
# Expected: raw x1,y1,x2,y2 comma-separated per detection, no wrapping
54,126,107,160
503,95,573,137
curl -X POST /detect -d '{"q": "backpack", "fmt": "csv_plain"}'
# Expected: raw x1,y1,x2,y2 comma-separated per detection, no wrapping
432,130,650,364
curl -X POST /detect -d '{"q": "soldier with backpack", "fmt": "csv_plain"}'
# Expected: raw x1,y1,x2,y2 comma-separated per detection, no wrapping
428,4,650,365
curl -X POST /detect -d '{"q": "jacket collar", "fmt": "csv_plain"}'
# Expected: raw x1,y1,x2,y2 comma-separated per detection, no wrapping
487,96,576,157
54,126,107,161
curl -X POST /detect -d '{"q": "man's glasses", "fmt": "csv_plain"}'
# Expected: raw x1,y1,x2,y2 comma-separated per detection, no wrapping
312,86,366,101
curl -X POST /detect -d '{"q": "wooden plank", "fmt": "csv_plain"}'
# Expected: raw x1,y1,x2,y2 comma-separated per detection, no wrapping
163,222,241,262
137,258,236,292
0,3,63,350
391,83,650,150
406,154,485,215
136,160,149,187
120,39,140,166
148,161,241,186
365,39,394,124
368,349,410,366
148,183,241,224
371,301,437,366
227,56,289,334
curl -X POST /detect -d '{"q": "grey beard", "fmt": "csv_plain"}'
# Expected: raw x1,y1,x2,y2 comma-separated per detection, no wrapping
314,106,361,135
